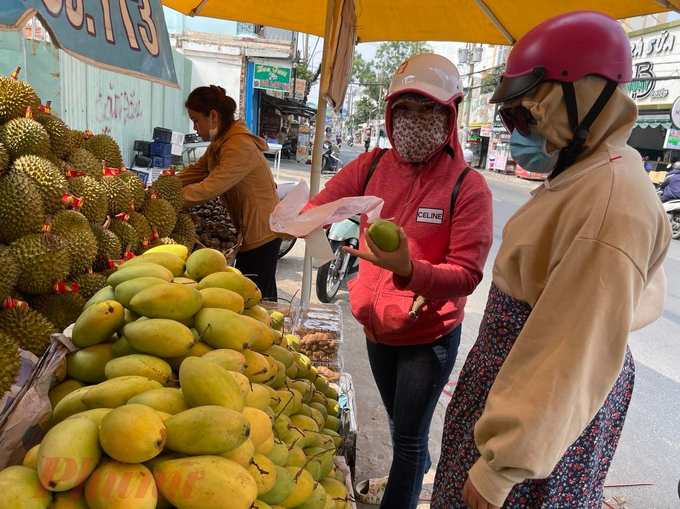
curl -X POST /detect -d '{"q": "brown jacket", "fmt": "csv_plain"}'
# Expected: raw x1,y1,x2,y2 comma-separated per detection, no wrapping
179,119,279,252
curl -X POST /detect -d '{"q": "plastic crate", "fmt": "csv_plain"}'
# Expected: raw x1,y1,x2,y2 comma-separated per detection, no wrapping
133,140,151,156
171,154,183,165
152,155,172,168
150,141,172,157
152,127,173,143
185,133,200,144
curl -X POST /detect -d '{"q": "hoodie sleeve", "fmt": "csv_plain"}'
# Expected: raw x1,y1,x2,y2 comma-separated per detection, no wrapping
182,137,256,209
393,178,493,301
467,238,645,507
178,152,210,188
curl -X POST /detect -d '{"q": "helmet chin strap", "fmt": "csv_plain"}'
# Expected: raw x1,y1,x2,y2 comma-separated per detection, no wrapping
551,80,618,179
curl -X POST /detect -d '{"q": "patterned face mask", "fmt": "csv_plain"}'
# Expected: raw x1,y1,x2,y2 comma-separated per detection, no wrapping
390,95,451,163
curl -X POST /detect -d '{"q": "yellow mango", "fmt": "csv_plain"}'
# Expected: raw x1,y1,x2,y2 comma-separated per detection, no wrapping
0,466,51,508
258,465,294,506
319,478,348,509
66,344,114,383
23,444,40,469
199,287,244,313
242,407,273,448
164,340,213,372
244,350,276,384
197,272,261,308
228,370,251,398
105,354,172,385
99,404,166,463
201,348,246,372
81,376,163,409
124,319,196,358
266,438,289,467
165,405,250,455
248,453,277,495
194,307,257,351
266,345,294,369
256,434,275,456
221,438,255,468
122,252,186,277
246,383,272,411
294,483,327,509
50,490,89,508
173,276,199,288
85,461,157,509
284,445,306,468
179,357,244,411
65,408,112,427
129,283,203,320
71,301,124,348
107,262,174,288
250,320,276,351
154,455,257,509
84,286,115,310
48,379,85,409
114,276,169,308
111,335,140,357
279,467,315,508
185,248,227,281
127,387,190,415
242,305,272,326
146,244,189,260
52,386,91,423
37,418,101,491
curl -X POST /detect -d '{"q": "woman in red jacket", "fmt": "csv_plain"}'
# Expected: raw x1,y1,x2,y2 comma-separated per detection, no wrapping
303,54,493,509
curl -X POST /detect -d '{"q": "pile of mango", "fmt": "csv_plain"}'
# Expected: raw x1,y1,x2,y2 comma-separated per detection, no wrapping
0,245,349,509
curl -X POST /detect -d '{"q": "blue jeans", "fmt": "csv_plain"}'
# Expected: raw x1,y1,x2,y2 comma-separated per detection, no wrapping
366,326,461,509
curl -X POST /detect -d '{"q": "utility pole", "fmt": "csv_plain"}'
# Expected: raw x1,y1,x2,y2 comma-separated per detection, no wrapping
376,69,383,148
462,43,476,146
304,34,309,64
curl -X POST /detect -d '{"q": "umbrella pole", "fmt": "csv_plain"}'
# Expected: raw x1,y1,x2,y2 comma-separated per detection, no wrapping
301,0,335,305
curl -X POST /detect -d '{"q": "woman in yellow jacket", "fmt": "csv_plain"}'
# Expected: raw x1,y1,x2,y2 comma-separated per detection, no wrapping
178,85,281,298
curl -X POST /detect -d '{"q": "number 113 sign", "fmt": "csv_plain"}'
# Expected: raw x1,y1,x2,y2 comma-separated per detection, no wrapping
0,0,178,88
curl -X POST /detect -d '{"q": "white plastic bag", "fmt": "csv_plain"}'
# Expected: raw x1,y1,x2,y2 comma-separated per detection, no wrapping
270,180,385,263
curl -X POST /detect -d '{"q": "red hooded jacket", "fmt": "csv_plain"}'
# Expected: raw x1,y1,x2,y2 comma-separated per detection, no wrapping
304,108,493,345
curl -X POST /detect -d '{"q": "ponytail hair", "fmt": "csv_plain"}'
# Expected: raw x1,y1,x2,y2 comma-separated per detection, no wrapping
185,85,237,138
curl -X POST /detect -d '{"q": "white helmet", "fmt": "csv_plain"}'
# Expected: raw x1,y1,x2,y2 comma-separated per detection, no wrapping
386,53,463,105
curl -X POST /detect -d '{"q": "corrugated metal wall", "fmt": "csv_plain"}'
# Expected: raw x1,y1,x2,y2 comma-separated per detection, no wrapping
60,49,193,166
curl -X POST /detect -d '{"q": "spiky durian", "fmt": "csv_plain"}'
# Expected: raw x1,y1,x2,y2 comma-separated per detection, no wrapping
0,142,9,175
101,176,133,216
67,176,108,224
67,147,102,180
119,171,146,209
0,117,50,159
107,219,138,255
0,173,45,244
0,76,41,123
84,134,123,168
0,306,57,356
11,155,68,214
142,197,177,238
150,175,184,211
0,247,20,302
10,233,71,294
0,332,21,395
90,223,122,272
170,213,196,250
73,272,108,301
36,114,73,159
51,210,98,276
31,293,85,332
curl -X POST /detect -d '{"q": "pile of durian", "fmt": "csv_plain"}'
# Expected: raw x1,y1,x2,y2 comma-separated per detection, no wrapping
0,71,196,398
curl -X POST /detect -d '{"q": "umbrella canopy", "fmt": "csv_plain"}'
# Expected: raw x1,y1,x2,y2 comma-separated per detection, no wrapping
163,0,679,44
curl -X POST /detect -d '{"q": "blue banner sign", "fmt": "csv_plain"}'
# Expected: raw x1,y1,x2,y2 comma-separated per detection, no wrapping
0,0,177,87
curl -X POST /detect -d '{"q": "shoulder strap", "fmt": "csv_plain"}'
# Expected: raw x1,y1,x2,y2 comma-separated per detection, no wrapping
449,167,472,220
362,149,388,195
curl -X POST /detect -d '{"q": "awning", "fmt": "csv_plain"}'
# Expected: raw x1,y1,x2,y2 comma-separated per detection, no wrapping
261,93,317,118
635,113,672,129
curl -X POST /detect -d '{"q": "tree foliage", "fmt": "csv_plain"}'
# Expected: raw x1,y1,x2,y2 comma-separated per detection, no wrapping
354,96,378,125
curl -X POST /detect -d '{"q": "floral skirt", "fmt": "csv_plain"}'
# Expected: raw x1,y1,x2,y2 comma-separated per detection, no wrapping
432,285,635,508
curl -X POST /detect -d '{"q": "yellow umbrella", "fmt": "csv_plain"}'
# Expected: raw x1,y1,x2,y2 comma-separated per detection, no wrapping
163,0,679,44
164,0,679,302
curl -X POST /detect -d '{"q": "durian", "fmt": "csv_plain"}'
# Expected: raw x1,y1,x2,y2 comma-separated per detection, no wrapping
11,155,68,214
51,210,98,276
170,213,196,250
142,197,177,237
10,233,71,294
119,171,146,209
0,306,57,356
69,130,87,151
101,176,133,216
67,176,108,224
73,272,108,301
152,237,177,246
127,211,152,250
84,134,123,168
90,223,122,271
31,293,85,332
0,332,21,396
0,76,41,123
150,176,184,211
0,247,20,302
107,219,138,255
36,114,73,159
0,142,9,174
0,173,45,244
67,147,102,180
0,117,50,159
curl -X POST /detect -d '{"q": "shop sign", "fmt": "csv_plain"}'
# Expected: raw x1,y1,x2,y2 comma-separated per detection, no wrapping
627,26,680,105
480,125,492,137
672,96,680,128
664,128,680,150
294,79,306,100
253,64,291,92
0,0,177,87
468,92,494,125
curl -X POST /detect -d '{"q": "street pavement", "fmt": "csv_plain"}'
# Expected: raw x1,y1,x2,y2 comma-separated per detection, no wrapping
270,144,680,509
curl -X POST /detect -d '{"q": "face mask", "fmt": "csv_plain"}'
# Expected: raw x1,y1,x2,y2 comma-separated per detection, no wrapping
509,126,558,174
208,114,219,141
391,103,450,163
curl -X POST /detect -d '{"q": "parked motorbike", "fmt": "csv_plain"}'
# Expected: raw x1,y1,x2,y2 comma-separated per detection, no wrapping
276,181,298,258
315,214,360,303
321,141,343,174
663,199,680,240
281,139,293,160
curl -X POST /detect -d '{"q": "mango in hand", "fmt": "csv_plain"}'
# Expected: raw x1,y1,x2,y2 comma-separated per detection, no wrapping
368,220,400,252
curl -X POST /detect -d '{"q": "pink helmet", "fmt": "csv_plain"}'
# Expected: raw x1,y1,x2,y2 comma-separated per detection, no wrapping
386,53,463,105
490,10,632,104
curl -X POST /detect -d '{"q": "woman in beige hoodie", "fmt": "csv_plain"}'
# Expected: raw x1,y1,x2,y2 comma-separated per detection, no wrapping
432,11,670,509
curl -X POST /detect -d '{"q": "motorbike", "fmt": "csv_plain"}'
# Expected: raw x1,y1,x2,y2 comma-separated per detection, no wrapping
281,139,293,160
346,137,354,147
315,214,360,303
276,182,298,258
321,140,343,174
663,199,680,240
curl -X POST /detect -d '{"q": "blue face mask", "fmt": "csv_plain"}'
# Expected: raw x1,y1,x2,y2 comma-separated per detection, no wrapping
509,127,559,174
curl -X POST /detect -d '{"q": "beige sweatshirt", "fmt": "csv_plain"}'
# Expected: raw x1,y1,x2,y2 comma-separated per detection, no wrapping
468,79,671,506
